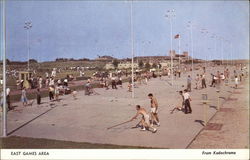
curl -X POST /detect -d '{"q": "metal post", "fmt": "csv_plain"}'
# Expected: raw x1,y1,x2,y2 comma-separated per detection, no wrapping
166,9,175,86
24,21,32,71
221,37,223,66
170,13,173,86
178,34,181,70
130,0,134,98
203,102,207,126
191,24,194,75
214,35,217,63
1,0,7,137
216,90,220,110
230,41,233,66
165,10,176,85
27,29,30,70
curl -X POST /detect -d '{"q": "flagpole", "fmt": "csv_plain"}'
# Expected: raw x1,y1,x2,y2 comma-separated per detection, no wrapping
190,22,194,77
1,0,7,137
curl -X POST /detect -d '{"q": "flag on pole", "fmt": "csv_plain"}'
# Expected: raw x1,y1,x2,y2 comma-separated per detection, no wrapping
174,34,180,39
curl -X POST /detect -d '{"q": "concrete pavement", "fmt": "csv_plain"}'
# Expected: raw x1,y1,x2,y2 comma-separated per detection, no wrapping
0,66,242,148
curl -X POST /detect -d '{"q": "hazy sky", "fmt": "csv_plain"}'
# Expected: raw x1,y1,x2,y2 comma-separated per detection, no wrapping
1,0,249,62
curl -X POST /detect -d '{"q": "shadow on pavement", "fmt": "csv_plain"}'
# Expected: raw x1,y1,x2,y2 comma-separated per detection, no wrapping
194,120,205,126
209,105,218,110
7,105,58,136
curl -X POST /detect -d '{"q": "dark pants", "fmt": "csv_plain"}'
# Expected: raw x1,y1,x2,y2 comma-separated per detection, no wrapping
37,95,41,104
187,83,191,92
184,99,192,114
85,87,90,95
202,79,206,88
111,81,117,89
6,95,11,110
211,79,216,87
49,92,54,100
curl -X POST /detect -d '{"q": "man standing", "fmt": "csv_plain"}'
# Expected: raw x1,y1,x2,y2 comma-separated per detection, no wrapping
36,88,41,105
210,74,216,87
48,86,54,101
183,89,192,114
148,93,160,126
130,105,157,133
6,88,11,110
235,76,239,88
187,75,192,92
111,77,117,89
21,88,28,106
195,74,200,89
38,76,43,88
201,73,206,88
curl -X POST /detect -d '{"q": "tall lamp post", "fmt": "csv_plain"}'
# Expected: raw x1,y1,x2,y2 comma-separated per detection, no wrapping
187,21,194,77
219,36,224,66
24,21,32,71
1,0,7,137
165,9,175,86
230,40,233,66
130,0,134,98
201,29,209,69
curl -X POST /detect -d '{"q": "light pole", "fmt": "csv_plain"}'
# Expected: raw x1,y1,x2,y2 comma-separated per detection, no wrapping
187,21,194,77
230,40,233,66
165,9,175,86
201,29,209,70
1,0,7,137
220,36,224,66
213,34,218,62
24,21,32,71
224,39,230,67
130,0,134,98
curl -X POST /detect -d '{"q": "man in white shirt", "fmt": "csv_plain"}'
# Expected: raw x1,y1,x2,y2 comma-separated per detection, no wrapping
235,76,239,88
201,74,206,88
183,89,192,114
38,77,43,88
6,88,11,110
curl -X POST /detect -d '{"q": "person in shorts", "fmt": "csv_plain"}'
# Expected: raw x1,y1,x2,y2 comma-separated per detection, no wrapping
148,93,160,126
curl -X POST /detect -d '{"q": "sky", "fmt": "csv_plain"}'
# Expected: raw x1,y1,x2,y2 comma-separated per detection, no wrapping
0,0,249,62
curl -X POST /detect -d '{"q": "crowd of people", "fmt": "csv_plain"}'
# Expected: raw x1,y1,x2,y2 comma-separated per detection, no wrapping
1,63,249,134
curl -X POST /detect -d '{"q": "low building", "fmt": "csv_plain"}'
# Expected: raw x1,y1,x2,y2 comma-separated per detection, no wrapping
105,62,139,70
118,62,138,69
105,63,115,70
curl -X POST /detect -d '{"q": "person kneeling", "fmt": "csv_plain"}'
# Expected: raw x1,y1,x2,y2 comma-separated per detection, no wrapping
130,105,157,133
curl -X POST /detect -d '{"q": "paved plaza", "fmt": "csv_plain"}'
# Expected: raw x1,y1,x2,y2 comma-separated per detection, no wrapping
0,67,248,148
